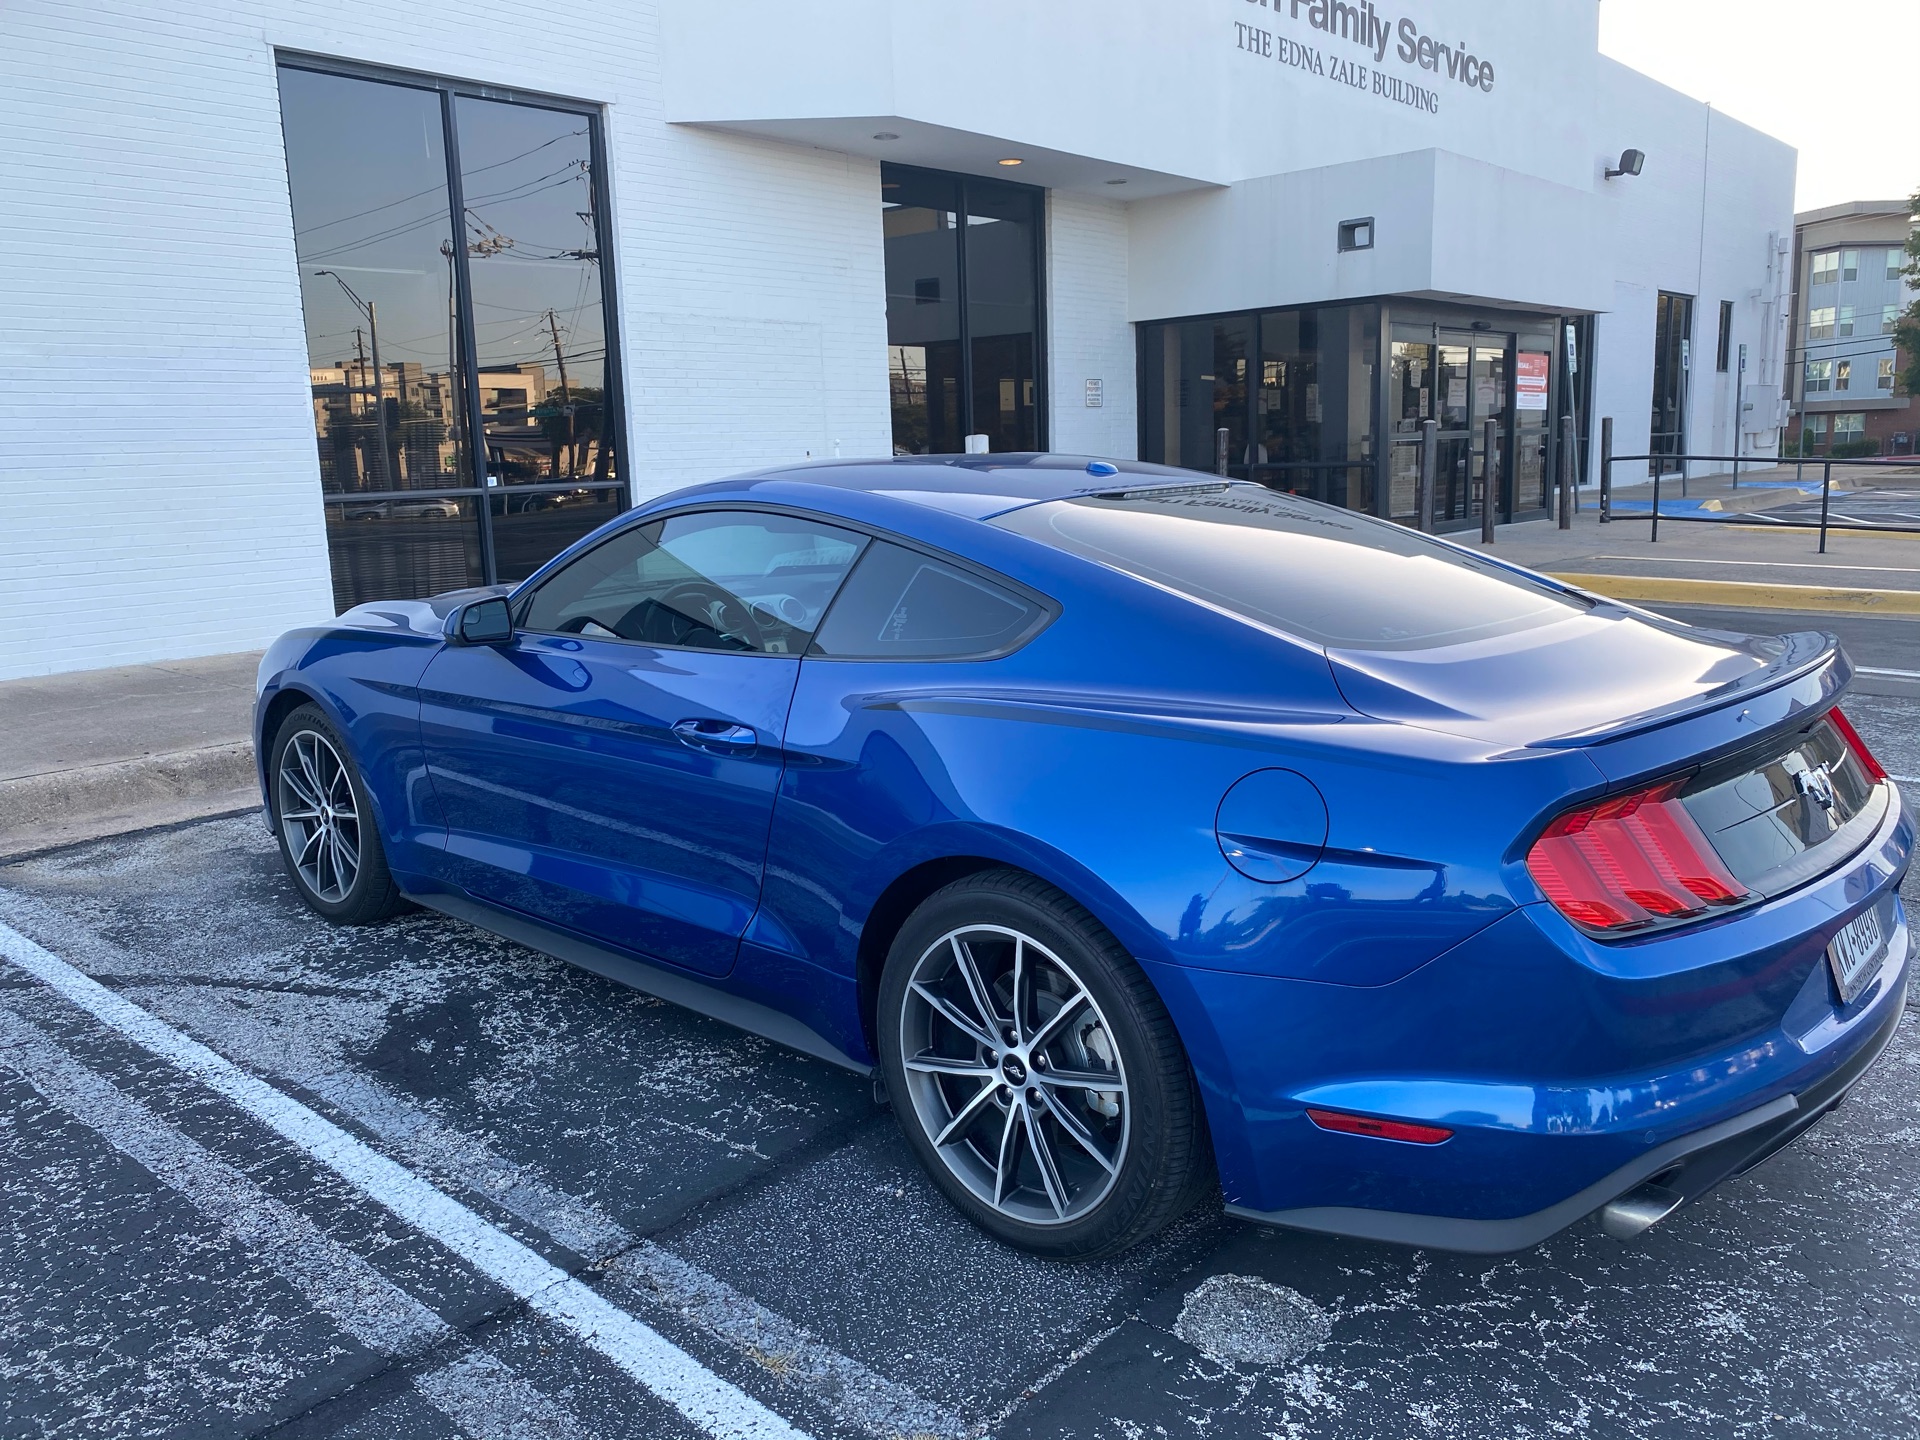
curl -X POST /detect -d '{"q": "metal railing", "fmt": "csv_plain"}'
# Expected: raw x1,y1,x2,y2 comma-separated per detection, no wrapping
1597,416,1920,554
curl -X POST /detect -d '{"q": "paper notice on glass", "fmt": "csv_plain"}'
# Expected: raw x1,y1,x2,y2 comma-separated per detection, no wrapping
1446,378,1466,410
1516,352,1550,411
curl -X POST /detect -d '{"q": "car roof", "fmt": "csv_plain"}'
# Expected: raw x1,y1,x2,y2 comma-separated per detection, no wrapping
717,453,1215,520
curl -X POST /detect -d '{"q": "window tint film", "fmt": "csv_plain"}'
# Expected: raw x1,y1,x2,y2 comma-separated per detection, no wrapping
810,541,1046,659
993,484,1587,652
522,511,866,653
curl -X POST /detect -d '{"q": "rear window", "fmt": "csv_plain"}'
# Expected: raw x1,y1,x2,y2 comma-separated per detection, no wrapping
991,484,1588,651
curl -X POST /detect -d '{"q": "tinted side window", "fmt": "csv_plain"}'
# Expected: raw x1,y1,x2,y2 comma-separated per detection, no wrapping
810,541,1048,659
520,511,866,654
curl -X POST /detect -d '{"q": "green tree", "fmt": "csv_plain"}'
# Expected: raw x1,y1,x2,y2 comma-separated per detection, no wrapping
1896,187,1920,395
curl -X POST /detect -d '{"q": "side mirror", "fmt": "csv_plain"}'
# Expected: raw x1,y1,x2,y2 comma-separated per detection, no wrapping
451,596,514,646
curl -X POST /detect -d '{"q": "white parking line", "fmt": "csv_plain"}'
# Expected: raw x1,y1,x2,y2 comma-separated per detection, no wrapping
0,880,965,1440
0,917,815,1440
0,1002,448,1358
1856,667,1920,680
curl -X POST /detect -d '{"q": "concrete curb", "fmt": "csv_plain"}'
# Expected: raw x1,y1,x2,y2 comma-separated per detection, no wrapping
0,742,260,860
1548,572,1920,615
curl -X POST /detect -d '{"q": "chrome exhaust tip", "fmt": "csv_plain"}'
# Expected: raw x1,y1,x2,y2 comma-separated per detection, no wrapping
1598,1181,1685,1239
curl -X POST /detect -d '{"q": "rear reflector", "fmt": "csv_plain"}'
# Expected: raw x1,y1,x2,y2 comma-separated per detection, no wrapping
1306,1108,1453,1144
1527,778,1749,932
1827,705,1888,783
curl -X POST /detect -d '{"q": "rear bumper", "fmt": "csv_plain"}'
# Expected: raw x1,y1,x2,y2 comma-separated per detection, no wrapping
1224,982,1904,1252
1148,783,1912,1249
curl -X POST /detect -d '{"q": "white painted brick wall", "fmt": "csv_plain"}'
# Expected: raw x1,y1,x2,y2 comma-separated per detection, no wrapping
1046,193,1137,460
0,0,893,679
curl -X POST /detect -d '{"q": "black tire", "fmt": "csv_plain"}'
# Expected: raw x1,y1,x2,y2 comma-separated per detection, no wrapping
877,868,1213,1259
267,703,407,925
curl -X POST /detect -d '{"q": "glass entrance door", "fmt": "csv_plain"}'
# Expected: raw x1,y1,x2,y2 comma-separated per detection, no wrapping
1389,326,1511,528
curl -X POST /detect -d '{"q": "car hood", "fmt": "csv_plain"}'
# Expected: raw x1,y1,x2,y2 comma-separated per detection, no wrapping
1324,605,1833,748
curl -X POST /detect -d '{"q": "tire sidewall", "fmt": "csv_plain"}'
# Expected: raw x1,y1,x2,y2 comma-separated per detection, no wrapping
269,703,383,922
878,875,1188,1257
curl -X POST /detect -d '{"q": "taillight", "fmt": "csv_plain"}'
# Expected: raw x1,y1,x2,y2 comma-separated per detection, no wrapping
1526,778,1748,932
1826,705,1888,783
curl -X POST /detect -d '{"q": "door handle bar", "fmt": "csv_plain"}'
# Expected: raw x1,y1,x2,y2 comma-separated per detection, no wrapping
671,718,758,751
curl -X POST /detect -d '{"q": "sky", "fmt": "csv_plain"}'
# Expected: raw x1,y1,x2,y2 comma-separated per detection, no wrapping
1598,0,1920,214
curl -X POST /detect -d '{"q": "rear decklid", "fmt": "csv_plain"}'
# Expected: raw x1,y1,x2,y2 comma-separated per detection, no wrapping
1323,613,1837,751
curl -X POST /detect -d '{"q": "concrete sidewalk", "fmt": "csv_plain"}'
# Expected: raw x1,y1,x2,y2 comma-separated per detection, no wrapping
0,653,262,859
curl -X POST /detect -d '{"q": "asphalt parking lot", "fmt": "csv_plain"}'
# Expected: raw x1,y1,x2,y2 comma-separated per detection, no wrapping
2,688,1916,1440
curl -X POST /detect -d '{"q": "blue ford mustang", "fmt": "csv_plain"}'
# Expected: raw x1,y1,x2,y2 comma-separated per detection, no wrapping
256,455,1911,1258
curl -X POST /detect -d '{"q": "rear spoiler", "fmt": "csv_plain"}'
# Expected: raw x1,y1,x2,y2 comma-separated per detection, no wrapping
1533,628,1847,748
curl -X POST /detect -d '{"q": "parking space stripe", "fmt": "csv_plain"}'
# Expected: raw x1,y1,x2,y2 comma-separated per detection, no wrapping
0,1002,450,1359
0,918,816,1440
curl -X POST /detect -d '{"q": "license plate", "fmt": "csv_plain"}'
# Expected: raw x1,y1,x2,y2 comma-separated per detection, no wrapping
1828,905,1888,1005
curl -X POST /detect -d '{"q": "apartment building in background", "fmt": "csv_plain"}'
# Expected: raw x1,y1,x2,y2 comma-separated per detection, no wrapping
1786,199,1917,457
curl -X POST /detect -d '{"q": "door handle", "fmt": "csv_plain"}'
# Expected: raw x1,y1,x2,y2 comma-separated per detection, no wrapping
672,718,758,752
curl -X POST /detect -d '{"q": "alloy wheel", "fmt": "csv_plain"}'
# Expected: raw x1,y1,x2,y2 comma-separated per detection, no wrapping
277,729,361,904
898,924,1129,1225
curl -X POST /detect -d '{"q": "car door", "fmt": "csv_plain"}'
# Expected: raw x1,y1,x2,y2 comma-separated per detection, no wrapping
417,507,868,976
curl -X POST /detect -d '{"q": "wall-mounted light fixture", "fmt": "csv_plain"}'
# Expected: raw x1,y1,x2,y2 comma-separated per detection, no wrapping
872,132,899,141
1605,148,1645,179
1337,217,1374,252
997,157,1024,167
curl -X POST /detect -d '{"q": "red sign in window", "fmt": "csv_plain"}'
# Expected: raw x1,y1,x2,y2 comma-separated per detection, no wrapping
1516,352,1550,411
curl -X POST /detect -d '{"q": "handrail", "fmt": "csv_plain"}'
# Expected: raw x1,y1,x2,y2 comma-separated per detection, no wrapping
1594,420,1920,552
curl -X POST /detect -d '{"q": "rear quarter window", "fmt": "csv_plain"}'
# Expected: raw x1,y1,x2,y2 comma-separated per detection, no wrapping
992,484,1588,652
809,540,1051,660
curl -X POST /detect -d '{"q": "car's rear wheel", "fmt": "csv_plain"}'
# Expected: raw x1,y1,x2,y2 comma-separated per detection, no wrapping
269,703,405,925
878,869,1212,1259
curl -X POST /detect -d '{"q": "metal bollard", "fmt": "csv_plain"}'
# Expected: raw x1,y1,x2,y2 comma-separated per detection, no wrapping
1818,460,1833,554
1481,418,1497,545
1215,427,1229,478
1599,416,1613,524
1650,467,1661,543
1557,415,1575,529
1417,419,1437,532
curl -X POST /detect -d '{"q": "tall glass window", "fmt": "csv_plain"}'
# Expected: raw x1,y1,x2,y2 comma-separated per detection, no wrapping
279,60,623,611
1649,291,1694,475
883,164,1043,455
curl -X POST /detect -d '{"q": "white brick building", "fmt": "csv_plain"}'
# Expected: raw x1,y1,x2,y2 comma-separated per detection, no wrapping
0,0,1796,679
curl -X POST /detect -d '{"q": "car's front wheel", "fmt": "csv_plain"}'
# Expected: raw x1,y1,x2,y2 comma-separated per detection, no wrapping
878,869,1213,1259
268,703,406,925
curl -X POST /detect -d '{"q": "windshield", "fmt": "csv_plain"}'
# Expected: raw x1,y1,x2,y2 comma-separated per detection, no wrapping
992,484,1590,651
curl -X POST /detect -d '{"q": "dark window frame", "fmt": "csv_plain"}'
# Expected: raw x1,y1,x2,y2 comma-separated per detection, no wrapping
513,501,1060,663
1716,299,1734,372
881,161,1049,454
277,51,629,592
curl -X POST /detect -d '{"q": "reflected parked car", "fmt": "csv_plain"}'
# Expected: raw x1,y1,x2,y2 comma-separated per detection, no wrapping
254,454,1909,1259
385,497,462,519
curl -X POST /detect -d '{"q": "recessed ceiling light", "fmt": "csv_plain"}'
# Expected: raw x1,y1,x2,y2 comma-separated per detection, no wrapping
872,132,899,141
1105,178,1128,185
997,158,1023,166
